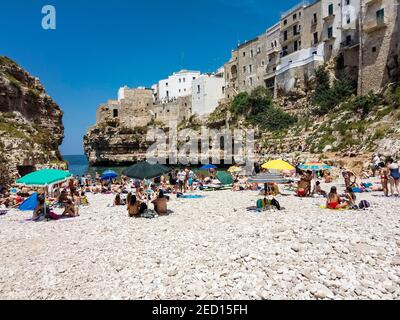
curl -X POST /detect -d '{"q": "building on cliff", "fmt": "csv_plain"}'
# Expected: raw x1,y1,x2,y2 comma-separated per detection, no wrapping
155,69,201,103
223,0,397,99
359,0,400,94
191,67,225,117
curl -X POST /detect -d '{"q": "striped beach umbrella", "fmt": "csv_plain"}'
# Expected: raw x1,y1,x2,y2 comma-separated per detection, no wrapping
248,173,289,184
298,162,333,171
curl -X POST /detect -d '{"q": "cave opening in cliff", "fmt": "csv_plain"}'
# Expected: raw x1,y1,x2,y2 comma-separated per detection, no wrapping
17,165,35,177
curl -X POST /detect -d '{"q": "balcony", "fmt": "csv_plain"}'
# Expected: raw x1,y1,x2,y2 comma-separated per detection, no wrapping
311,19,318,27
281,32,301,46
363,17,387,33
340,39,360,49
323,13,335,21
323,34,336,42
365,0,381,5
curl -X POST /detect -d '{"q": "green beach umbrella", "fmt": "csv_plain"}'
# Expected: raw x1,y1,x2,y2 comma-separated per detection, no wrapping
123,161,171,180
17,169,72,187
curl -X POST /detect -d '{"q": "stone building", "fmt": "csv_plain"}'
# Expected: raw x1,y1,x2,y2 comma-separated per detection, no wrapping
152,96,192,125
192,68,225,116
359,0,400,94
96,87,154,128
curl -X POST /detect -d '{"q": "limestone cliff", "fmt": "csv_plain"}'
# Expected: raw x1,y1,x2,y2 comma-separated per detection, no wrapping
0,56,64,185
84,119,152,166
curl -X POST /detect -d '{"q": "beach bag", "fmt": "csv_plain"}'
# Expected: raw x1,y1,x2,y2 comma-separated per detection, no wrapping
359,200,371,210
256,199,264,209
270,199,281,211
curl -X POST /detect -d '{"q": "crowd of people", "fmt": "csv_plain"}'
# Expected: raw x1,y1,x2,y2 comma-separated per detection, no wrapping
1,155,399,219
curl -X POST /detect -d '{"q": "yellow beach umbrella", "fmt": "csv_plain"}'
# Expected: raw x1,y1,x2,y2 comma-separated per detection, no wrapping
228,166,242,173
262,160,295,172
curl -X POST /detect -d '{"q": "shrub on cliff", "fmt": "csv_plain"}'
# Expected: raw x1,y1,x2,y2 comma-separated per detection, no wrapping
230,86,297,131
312,66,356,115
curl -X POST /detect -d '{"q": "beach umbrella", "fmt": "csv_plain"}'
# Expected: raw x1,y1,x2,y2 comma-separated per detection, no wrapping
101,170,118,180
16,169,72,216
248,173,289,184
200,164,217,170
17,169,72,187
228,166,242,173
123,161,171,180
262,160,295,172
298,162,333,171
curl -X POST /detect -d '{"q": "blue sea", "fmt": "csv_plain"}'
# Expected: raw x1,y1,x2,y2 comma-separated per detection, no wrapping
63,155,131,177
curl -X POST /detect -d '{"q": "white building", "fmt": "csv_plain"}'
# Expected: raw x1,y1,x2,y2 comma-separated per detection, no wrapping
192,68,225,116
157,70,201,103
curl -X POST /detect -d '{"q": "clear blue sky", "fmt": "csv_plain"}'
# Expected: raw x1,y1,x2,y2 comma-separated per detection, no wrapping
0,0,299,155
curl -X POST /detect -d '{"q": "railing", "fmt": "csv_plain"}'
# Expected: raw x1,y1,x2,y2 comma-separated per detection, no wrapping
340,39,360,49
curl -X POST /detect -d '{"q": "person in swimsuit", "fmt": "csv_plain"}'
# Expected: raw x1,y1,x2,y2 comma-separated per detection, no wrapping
128,195,142,218
387,159,400,196
379,163,389,197
326,187,347,209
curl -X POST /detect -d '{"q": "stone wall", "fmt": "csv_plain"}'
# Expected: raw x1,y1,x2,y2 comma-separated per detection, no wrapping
359,0,399,94
152,96,192,126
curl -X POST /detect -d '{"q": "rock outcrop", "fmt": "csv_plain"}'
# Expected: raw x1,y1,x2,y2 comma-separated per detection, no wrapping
84,119,151,166
0,56,64,185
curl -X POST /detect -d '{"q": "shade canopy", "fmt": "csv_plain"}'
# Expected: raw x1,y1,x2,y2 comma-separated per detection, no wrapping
228,166,242,173
200,164,217,170
101,170,118,180
298,162,333,171
16,169,72,187
123,161,171,180
248,173,289,184
262,160,295,172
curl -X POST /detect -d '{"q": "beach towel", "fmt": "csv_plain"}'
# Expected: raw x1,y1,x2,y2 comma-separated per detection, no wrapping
177,195,205,199
247,206,263,213
20,216,79,224
19,193,38,211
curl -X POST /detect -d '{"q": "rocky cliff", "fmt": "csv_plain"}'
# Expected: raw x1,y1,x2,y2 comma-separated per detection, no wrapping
0,56,64,185
84,119,152,166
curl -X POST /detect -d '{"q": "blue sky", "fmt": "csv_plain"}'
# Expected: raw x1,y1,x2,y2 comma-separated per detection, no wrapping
0,0,299,155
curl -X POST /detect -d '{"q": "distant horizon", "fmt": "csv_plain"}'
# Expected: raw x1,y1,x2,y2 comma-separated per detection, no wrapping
1,0,300,155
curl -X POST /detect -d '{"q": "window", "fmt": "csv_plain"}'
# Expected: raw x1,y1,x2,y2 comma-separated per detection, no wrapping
166,90,169,97
346,0,350,5
346,35,352,45
313,13,317,24
284,19,287,25
328,3,334,16
313,32,318,44
193,77,196,80
183,78,186,82
257,47,261,54
294,41,298,51
328,26,333,39
293,25,298,35
376,9,384,25
284,30,288,41
166,82,168,86
243,66,247,73
293,13,297,20
346,14,351,24
197,85,201,94
261,60,265,66
299,12,301,18
113,109,118,118
249,77,253,86
250,50,254,57
372,46,377,52
179,78,182,83
249,65,253,73
243,52,246,57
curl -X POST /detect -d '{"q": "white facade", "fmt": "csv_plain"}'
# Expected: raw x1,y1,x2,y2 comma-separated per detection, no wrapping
192,71,225,116
157,70,201,103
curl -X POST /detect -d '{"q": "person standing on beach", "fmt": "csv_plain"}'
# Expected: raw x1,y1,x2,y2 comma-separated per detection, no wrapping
177,169,186,193
387,159,400,196
379,163,389,197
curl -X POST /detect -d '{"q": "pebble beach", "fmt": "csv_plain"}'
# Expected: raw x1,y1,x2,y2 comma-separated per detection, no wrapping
1,179,400,300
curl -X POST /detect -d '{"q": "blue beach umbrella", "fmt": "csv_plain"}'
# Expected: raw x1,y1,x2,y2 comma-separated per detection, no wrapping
200,164,218,170
298,162,333,171
101,170,118,180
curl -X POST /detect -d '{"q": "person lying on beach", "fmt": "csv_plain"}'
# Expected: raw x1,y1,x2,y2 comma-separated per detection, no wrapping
326,187,348,210
152,190,169,215
113,193,125,206
312,181,327,197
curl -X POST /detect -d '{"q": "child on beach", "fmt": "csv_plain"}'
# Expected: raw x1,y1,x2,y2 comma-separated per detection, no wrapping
312,181,327,197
